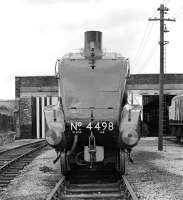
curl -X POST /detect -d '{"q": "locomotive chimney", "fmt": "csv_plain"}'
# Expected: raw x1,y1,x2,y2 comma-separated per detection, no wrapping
84,31,103,59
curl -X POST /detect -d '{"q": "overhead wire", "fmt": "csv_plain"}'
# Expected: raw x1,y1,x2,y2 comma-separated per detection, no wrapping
132,1,172,74
138,40,159,73
133,1,171,74
133,22,154,63
162,0,171,7
171,4,183,18
132,11,158,72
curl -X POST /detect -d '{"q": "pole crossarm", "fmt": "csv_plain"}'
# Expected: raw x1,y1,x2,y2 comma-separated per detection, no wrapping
149,18,176,21
164,18,176,21
148,18,160,21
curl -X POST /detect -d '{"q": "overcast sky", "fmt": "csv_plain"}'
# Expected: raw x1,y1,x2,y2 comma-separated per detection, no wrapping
0,0,183,99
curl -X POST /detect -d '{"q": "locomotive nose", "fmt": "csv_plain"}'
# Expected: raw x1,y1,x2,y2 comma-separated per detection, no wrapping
119,104,141,148
46,124,63,146
44,104,65,148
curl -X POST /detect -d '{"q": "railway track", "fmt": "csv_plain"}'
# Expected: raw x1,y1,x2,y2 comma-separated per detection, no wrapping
46,166,138,200
0,140,47,192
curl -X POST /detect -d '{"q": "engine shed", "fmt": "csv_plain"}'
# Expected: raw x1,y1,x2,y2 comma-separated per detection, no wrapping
15,74,183,138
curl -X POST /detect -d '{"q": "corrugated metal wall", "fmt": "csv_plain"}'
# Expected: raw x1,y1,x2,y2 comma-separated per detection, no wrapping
32,96,58,139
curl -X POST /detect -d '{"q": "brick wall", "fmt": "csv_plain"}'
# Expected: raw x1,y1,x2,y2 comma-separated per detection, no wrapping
15,76,57,89
19,98,32,125
15,76,57,139
19,97,33,138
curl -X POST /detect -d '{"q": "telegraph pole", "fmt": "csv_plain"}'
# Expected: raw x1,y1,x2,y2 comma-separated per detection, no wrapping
149,4,175,151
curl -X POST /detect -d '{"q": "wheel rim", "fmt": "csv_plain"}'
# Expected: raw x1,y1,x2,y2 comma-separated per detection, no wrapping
119,149,125,175
60,152,66,174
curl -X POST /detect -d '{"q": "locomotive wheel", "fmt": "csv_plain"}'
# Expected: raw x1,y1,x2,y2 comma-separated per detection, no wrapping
176,136,181,143
60,152,69,175
176,127,182,142
117,149,125,175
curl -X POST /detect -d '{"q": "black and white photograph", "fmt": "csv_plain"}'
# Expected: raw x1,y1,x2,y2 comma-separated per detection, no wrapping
0,0,183,199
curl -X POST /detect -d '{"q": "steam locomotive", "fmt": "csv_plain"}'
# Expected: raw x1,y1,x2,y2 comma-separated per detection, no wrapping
44,31,141,175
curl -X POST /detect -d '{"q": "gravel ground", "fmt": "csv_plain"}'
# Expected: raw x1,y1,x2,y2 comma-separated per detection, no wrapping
126,137,183,200
1,137,183,200
0,147,61,200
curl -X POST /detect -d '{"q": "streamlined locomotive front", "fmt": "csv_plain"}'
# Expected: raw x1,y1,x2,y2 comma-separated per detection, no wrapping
44,31,141,175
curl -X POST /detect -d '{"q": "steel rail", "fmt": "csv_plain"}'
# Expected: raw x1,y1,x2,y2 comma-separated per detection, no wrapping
46,176,65,200
46,174,139,200
0,141,47,172
121,175,139,200
0,139,45,155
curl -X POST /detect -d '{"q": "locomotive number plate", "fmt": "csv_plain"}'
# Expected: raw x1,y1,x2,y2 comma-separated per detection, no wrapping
70,121,114,134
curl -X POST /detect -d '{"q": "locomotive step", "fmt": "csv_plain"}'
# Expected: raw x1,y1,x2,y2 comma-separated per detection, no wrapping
17,160,31,163
69,179,118,184
66,187,120,193
62,192,123,199
5,169,21,173
0,180,11,184
0,158,13,161
9,166,24,169
0,176,12,180
3,173,19,176
68,182,119,188
0,183,9,187
0,154,22,156
70,175,118,179
0,163,8,166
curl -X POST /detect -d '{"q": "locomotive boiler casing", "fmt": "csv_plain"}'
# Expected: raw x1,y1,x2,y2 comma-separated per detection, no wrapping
44,31,141,172
58,57,129,157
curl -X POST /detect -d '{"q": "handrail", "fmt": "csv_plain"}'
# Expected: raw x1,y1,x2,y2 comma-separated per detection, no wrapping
55,59,60,79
